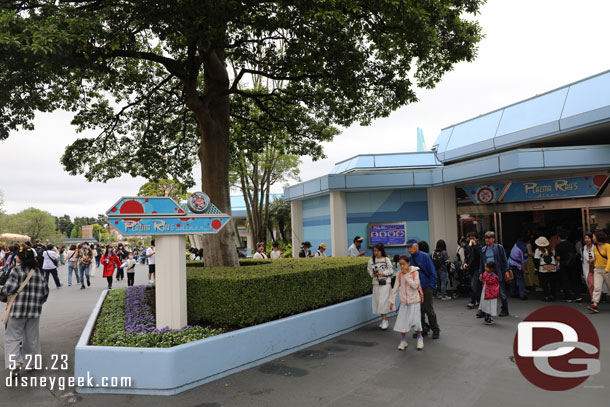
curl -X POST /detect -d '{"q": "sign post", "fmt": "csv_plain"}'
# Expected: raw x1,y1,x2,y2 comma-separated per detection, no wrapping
106,194,230,329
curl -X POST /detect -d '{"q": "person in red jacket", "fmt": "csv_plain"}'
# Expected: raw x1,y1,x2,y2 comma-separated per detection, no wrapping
479,261,500,325
101,246,121,290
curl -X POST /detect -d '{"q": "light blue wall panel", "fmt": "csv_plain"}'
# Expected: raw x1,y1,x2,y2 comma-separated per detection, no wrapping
495,88,567,142
443,155,500,183
542,145,610,169
302,195,332,255
499,149,544,173
345,172,414,189
328,175,346,189
445,110,503,151
561,71,610,119
345,190,429,257
303,179,322,195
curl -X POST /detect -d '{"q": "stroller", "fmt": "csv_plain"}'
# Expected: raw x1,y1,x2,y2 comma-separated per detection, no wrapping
450,260,471,298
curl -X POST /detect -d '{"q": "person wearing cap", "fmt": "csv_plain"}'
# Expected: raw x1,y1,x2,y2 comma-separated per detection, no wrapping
407,238,440,339
314,243,328,257
299,242,313,258
347,236,366,257
464,232,482,309
479,231,510,316
533,236,558,302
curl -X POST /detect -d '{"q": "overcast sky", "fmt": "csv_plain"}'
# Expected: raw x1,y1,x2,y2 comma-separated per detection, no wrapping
2,0,610,218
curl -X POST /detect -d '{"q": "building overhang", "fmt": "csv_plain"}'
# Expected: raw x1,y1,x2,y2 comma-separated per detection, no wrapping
284,144,610,201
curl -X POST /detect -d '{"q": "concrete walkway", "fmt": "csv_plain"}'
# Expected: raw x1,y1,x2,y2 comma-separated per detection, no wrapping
1,264,608,406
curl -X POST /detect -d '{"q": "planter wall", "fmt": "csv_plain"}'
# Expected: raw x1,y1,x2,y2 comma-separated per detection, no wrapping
75,290,386,395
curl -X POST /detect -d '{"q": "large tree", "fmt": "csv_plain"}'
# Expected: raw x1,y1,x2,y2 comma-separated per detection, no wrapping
1,207,57,242
0,1,484,266
138,178,189,201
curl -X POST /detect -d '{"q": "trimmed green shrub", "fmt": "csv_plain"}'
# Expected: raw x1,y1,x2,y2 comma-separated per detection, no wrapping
186,259,272,268
186,257,371,328
91,288,223,348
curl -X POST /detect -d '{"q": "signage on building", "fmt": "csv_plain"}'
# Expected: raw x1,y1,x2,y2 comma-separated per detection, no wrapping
368,222,407,247
463,184,506,204
106,196,230,236
499,175,609,203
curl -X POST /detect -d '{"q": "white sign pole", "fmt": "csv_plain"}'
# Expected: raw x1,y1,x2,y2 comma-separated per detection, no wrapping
155,235,187,329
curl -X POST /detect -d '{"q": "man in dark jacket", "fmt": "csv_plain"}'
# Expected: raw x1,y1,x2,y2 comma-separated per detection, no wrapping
408,239,440,339
465,232,482,309
555,231,582,302
479,231,510,316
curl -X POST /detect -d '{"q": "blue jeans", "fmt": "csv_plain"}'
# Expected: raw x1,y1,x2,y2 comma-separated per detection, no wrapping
510,266,526,298
67,261,80,285
78,264,90,287
439,270,448,296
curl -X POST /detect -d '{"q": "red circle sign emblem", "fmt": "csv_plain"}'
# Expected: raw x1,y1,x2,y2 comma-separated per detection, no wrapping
476,187,495,204
513,305,600,391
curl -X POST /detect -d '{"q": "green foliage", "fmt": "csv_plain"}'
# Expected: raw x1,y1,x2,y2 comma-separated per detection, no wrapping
0,207,56,242
90,289,223,348
186,257,371,328
0,1,484,184
138,178,189,201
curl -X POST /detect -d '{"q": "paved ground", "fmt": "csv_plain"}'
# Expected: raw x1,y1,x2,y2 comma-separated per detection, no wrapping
1,264,609,406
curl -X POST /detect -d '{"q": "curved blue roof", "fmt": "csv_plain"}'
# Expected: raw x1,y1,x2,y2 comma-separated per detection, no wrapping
331,152,441,174
433,69,610,162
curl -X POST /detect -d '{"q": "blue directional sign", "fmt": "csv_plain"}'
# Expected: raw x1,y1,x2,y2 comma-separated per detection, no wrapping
499,175,609,203
106,196,230,236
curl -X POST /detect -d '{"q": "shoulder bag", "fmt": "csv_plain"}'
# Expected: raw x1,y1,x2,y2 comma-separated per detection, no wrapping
2,268,36,325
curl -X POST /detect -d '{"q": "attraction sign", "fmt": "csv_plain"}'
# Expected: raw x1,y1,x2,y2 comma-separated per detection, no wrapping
368,222,407,247
498,175,609,203
106,196,230,236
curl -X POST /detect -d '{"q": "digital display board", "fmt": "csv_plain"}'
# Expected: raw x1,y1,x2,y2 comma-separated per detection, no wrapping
368,222,407,247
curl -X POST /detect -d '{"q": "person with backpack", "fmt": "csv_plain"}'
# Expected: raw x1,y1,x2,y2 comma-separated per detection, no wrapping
298,241,313,258
41,244,62,289
76,242,94,290
555,231,582,303
432,240,451,300
407,239,440,339
508,237,527,300
0,245,49,377
478,231,510,317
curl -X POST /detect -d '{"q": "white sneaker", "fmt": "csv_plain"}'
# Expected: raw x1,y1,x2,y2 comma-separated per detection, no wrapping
417,337,424,350
380,319,389,330
398,340,408,351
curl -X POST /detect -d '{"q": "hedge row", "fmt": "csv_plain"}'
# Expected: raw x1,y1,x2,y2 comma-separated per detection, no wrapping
186,257,371,328
90,288,223,348
186,259,272,268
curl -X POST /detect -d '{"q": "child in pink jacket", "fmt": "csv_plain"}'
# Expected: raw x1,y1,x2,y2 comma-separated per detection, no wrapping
389,255,424,351
479,261,500,325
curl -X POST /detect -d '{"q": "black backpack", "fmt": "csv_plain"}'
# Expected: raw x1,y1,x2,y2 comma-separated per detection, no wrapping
35,246,45,268
432,251,444,269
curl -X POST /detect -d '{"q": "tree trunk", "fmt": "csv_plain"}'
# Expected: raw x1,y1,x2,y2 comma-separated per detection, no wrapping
188,51,239,267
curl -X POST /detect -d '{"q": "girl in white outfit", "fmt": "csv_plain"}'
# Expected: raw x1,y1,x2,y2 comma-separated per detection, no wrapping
367,243,394,330
389,256,423,350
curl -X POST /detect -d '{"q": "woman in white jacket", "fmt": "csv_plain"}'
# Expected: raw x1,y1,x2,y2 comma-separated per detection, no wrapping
367,243,394,330
390,255,424,350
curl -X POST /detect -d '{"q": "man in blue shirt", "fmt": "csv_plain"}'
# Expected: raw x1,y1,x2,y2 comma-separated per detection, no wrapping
479,231,510,317
407,239,440,339
508,236,528,300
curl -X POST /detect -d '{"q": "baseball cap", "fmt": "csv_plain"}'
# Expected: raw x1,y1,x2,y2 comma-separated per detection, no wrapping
406,238,418,247
353,236,363,243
